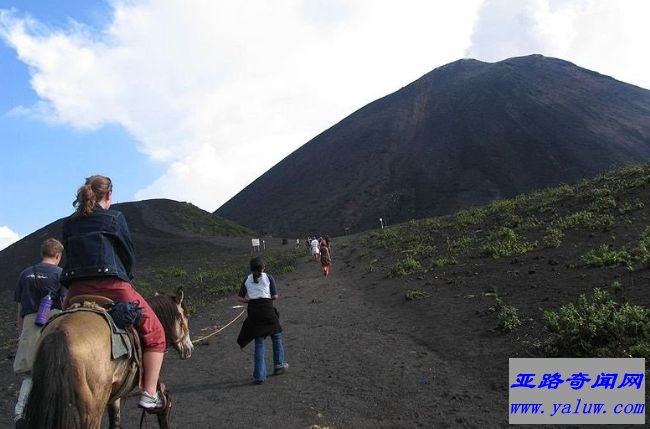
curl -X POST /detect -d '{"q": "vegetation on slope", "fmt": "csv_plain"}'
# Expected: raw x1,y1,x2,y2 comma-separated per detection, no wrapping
362,162,650,358
133,249,304,313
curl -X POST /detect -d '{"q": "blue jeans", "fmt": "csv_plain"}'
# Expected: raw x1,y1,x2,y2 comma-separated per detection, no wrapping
254,332,285,382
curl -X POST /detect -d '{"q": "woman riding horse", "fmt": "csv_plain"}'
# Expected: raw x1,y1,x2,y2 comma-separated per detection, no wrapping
23,288,193,429
59,175,169,410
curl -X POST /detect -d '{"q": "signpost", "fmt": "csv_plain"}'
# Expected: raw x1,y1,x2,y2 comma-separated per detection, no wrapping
251,238,260,252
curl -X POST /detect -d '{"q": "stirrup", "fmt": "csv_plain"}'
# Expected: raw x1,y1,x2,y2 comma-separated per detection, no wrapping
143,382,171,414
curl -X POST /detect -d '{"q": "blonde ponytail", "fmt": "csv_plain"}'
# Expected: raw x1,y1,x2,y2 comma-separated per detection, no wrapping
73,175,112,217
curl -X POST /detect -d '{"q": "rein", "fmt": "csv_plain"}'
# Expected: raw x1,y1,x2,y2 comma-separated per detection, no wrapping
191,309,246,344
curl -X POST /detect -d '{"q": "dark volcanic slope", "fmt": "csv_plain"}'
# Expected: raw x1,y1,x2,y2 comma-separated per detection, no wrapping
0,199,254,293
215,54,650,237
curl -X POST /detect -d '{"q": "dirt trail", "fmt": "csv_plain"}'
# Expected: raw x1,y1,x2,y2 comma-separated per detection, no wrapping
2,240,509,428
112,242,497,428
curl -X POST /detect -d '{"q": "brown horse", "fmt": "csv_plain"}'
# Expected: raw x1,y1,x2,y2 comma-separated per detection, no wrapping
22,287,193,429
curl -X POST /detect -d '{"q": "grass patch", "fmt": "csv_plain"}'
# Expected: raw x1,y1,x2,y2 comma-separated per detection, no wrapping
429,256,457,268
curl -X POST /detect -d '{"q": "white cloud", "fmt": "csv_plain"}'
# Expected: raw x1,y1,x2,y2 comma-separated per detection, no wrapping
0,0,482,211
0,225,21,251
466,0,650,90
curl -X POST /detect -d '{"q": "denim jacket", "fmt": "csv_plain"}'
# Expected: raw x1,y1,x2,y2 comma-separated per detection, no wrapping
61,205,135,286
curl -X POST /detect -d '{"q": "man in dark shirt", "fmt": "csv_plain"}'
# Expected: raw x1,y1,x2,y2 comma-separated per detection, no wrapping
13,238,65,426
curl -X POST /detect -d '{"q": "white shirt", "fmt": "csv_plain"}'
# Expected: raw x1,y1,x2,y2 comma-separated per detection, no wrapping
242,272,273,299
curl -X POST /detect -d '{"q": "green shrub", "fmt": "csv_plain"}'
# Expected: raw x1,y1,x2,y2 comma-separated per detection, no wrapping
487,198,518,216
589,196,617,212
480,227,537,258
371,228,399,249
422,217,446,231
542,288,650,358
543,227,564,248
617,200,644,214
389,256,422,277
628,342,650,359
519,215,544,229
625,227,650,266
454,207,486,226
557,211,614,231
496,212,523,228
611,280,623,292
639,226,650,250
528,184,575,208
585,187,612,199
581,244,632,267
410,243,435,258
447,236,474,254
495,298,522,332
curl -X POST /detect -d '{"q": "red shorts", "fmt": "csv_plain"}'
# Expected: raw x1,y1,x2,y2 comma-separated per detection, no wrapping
65,278,166,353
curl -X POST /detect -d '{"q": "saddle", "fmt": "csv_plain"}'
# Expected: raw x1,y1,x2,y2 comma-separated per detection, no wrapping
66,295,171,414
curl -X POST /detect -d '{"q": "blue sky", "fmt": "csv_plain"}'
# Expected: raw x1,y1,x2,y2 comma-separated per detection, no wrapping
1,0,650,250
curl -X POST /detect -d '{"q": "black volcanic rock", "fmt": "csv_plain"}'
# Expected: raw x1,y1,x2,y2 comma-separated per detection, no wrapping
215,55,650,236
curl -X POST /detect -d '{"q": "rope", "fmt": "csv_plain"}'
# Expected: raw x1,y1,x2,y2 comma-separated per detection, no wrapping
191,309,246,344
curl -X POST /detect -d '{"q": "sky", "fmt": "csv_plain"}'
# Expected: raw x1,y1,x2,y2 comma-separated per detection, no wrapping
1,0,650,251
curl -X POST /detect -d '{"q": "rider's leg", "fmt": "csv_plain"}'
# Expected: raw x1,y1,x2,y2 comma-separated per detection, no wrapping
142,351,164,394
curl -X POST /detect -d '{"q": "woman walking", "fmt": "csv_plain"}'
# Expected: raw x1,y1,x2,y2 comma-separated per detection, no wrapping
236,257,289,384
320,240,332,276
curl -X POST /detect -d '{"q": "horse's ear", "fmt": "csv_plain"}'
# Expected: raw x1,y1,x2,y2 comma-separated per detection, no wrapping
175,287,184,304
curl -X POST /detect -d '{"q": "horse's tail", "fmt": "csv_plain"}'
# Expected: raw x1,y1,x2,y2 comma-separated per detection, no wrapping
24,329,81,429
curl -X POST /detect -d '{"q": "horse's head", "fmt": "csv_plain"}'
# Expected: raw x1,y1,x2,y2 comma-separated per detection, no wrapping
151,287,194,360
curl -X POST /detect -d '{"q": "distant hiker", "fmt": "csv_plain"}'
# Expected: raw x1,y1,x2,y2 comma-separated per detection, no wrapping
295,238,301,249
310,237,320,261
13,238,66,425
320,241,332,276
319,235,331,251
237,257,288,384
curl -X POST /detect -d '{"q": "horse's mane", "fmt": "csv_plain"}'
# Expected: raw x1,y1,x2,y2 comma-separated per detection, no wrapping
149,294,184,339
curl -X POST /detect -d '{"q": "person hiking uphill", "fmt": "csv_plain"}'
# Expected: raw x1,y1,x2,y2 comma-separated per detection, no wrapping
320,239,332,276
310,237,320,261
237,256,289,384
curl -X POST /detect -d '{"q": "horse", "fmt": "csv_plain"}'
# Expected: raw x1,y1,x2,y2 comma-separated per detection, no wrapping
22,287,194,429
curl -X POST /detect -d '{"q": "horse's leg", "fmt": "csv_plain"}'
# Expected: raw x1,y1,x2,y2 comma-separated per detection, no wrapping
77,396,110,429
107,399,122,429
